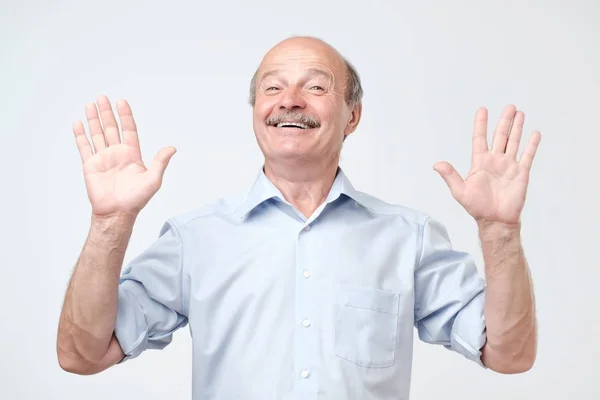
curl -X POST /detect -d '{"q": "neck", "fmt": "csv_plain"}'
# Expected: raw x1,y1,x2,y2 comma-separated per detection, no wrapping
263,157,340,218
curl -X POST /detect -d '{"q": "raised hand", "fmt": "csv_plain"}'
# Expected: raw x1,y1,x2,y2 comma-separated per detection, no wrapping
73,96,176,218
433,105,541,226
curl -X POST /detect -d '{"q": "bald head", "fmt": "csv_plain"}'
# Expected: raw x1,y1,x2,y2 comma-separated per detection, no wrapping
248,36,363,107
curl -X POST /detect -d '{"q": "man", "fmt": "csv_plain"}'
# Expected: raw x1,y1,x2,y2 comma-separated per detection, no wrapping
57,36,540,399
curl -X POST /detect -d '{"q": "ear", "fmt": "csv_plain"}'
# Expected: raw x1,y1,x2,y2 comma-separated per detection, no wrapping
343,103,362,138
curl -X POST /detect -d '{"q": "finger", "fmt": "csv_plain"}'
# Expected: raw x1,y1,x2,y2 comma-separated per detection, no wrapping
116,99,140,152
97,95,121,146
472,107,489,161
433,161,465,200
72,120,94,162
85,102,106,152
505,110,525,159
491,104,517,153
149,146,177,183
519,130,541,170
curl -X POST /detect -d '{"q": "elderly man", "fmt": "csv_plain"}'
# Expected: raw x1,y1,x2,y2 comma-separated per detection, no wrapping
57,36,540,399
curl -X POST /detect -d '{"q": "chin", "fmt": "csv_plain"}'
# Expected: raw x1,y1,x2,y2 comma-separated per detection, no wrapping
267,145,316,164
257,126,324,162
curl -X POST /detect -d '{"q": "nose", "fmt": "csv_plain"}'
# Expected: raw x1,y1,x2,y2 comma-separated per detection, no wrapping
277,87,307,110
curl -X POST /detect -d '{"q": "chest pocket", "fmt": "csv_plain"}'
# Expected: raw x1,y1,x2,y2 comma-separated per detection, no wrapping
334,283,400,368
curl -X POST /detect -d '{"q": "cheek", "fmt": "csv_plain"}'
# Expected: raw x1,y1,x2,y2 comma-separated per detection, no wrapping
252,107,265,124
313,95,344,123
254,97,276,120
318,107,344,129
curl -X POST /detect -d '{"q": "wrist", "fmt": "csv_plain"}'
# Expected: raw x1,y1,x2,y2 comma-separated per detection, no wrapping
89,212,137,242
477,221,522,257
477,220,521,238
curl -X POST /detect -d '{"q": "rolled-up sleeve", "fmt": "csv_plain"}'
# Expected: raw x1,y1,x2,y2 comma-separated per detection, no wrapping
413,217,487,367
114,219,189,362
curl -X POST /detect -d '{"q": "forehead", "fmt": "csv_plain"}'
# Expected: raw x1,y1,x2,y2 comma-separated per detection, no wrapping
260,68,332,83
257,39,346,82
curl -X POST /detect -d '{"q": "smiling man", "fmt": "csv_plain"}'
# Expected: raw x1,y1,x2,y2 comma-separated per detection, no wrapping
57,36,540,399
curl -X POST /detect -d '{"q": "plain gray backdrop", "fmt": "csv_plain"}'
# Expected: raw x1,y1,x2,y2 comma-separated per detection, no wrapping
1,0,599,399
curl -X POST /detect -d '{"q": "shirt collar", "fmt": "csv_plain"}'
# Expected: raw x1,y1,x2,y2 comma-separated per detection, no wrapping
234,166,361,219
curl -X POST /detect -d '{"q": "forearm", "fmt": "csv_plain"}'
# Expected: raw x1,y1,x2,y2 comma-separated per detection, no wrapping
478,222,537,372
57,214,136,365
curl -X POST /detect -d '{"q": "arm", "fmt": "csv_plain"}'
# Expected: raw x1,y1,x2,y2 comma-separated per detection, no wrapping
57,214,133,374
478,221,536,373
57,95,176,374
434,104,541,373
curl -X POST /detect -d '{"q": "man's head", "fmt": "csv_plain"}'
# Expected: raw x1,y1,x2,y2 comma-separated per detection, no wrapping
249,36,363,169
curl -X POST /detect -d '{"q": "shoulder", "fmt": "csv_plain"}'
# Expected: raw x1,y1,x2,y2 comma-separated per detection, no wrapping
160,190,249,233
350,191,454,245
350,189,431,227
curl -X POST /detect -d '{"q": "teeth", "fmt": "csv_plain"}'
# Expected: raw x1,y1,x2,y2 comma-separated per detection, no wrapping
276,122,309,129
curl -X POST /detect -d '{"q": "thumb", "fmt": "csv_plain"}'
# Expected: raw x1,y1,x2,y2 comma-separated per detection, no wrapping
149,146,177,182
433,161,464,199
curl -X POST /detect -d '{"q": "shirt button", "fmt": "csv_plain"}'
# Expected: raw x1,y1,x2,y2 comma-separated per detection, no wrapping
303,270,311,278
300,369,310,378
302,319,311,328
304,225,311,232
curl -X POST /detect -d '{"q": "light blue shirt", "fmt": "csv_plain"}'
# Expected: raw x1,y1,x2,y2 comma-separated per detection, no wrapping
115,167,487,399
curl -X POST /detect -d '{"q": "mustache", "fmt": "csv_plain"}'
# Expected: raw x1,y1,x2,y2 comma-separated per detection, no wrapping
265,112,321,129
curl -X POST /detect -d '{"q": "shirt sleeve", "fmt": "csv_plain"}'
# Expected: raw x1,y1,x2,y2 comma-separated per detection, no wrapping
413,217,487,367
114,219,189,363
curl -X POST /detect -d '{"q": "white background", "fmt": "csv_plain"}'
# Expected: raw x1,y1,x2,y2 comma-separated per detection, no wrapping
1,0,599,398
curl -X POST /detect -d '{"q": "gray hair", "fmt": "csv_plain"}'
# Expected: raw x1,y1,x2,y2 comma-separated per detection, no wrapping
248,57,363,108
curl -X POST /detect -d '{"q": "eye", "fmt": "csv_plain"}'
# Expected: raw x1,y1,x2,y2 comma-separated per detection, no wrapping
265,86,279,92
309,86,325,91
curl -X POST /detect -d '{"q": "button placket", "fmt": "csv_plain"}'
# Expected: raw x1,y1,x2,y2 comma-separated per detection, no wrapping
294,221,318,394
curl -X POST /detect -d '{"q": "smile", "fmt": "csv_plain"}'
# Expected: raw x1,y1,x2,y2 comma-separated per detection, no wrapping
275,122,311,129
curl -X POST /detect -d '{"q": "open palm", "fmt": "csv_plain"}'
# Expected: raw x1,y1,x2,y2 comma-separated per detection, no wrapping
73,96,176,217
434,105,541,226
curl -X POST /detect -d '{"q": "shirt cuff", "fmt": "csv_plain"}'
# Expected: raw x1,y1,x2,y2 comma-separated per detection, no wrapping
448,289,487,368
114,281,150,363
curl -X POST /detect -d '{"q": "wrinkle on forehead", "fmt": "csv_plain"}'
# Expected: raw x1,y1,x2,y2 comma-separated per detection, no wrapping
259,67,334,86
257,37,347,85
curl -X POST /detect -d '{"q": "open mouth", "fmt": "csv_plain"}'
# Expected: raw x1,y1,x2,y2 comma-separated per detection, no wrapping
275,122,312,129
266,113,320,130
